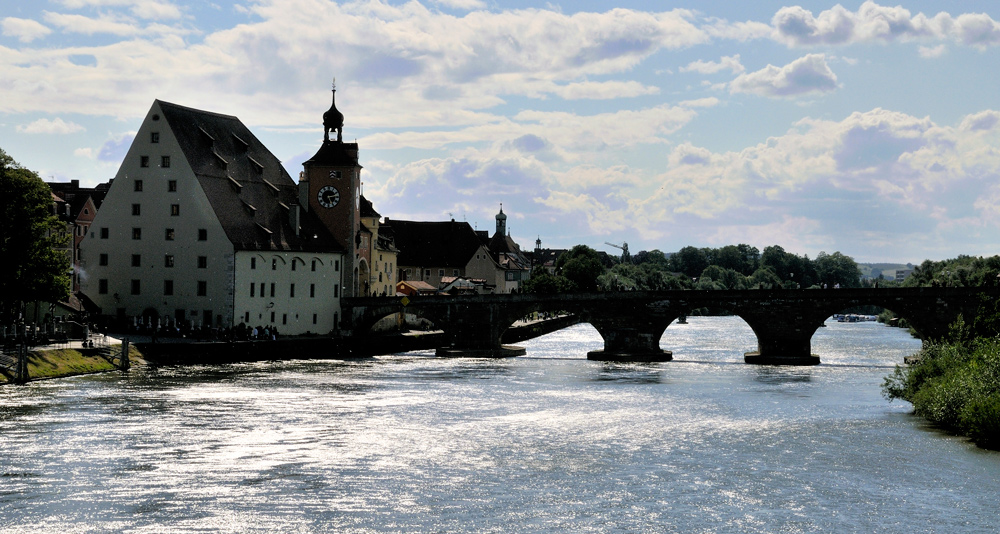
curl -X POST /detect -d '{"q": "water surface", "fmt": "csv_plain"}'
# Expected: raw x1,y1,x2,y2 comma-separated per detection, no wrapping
2,317,997,533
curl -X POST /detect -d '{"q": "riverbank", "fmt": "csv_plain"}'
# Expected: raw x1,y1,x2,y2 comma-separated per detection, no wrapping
0,342,143,385
130,314,580,363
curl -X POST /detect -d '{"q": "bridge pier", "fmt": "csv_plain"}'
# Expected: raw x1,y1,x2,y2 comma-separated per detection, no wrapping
742,316,821,365
586,317,673,363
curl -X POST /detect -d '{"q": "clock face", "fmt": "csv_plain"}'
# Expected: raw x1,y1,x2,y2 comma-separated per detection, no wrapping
318,185,340,208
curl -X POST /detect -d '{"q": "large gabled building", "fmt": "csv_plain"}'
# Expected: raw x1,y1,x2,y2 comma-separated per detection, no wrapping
80,100,346,334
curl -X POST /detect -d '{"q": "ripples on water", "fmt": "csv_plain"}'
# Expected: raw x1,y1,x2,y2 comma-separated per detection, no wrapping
2,317,999,533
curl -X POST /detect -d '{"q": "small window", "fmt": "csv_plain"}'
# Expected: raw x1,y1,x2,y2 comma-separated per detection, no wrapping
270,311,276,323
132,228,141,240
272,258,277,270
151,132,159,143
250,283,255,297
259,283,265,298
164,280,173,296
282,314,287,325
334,284,339,298
98,279,108,294
245,312,250,323
164,255,174,268
99,253,108,266
291,260,297,271
140,156,149,168
310,284,315,298
270,283,275,297
438,269,445,277
101,227,109,239
454,269,460,276
197,256,207,269
134,180,143,192
313,314,317,325
197,281,207,296
168,180,177,192
161,155,170,168
290,283,295,298
132,204,141,216
198,229,207,241
170,204,180,216
132,254,141,267
131,279,141,295
334,260,340,271
311,260,316,271
250,257,256,269
165,228,174,241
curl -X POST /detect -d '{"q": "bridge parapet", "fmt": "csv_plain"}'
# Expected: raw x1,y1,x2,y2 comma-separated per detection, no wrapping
342,286,998,363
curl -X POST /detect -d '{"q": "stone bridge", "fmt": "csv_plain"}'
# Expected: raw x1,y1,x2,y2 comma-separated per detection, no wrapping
343,286,997,365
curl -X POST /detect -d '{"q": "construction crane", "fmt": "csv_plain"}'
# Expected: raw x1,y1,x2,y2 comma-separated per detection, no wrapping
605,241,630,263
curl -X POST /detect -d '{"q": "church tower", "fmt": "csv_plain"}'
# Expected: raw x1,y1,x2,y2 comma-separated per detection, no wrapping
495,203,507,237
302,80,364,297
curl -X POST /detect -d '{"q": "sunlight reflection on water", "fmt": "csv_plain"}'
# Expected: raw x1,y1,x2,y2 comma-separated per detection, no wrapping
2,317,998,533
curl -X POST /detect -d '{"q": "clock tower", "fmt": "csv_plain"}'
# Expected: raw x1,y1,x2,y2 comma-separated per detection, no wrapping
302,80,363,297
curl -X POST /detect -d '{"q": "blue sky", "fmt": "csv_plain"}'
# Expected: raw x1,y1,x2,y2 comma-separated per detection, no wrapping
3,1,1000,263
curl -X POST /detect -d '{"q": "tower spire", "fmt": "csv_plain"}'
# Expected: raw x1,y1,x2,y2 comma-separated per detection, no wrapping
323,77,344,143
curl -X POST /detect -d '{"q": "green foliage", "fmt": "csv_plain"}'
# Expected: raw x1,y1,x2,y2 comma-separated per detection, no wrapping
904,255,1000,288
670,246,709,278
814,251,863,288
522,269,574,294
883,319,1000,450
555,245,605,292
0,148,71,322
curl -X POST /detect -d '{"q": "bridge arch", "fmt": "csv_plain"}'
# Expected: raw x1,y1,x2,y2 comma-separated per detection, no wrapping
342,287,995,364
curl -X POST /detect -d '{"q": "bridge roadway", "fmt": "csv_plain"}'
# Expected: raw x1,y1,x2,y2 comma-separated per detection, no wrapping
343,286,998,365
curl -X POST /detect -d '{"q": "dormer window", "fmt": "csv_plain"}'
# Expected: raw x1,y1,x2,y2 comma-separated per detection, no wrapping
232,133,249,152
249,156,265,174
151,132,159,143
213,151,227,169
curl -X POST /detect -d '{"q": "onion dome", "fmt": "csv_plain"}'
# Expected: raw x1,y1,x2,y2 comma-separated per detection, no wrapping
323,79,344,142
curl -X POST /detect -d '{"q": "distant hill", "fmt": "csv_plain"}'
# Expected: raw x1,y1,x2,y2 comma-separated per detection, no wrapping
859,262,914,280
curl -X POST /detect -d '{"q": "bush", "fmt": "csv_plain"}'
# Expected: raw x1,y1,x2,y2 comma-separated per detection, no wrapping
884,335,1000,450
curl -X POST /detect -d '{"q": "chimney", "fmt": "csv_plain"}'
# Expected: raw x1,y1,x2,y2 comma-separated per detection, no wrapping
298,171,309,213
290,204,301,237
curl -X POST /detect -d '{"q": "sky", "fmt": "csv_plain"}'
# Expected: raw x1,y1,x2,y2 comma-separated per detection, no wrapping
3,1,1000,264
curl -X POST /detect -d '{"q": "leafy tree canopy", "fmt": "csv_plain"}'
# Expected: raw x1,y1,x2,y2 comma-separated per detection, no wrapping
0,148,71,322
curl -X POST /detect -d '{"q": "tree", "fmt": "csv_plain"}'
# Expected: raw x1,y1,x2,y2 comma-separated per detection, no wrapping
814,251,862,288
522,270,574,294
556,245,605,292
670,246,709,278
0,149,71,322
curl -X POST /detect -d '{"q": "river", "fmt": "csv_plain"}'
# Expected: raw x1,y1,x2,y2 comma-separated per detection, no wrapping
2,317,998,533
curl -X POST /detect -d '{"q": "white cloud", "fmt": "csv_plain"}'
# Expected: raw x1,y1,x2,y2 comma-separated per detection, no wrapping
17,117,85,134
42,11,142,36
918,44,946,58
770,1,1000,50
55,0,183,20
1,17,52,43
953,12,1000,49
680,54,744,75
430,0,486,10
729,54,838,98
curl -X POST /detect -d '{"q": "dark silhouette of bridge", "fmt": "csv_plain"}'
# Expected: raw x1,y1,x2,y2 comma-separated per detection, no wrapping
343,286,997,365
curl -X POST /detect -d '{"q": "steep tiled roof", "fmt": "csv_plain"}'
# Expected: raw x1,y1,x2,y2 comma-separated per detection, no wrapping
383,218,487,268
158,100,341,253
360,195,379,218
303,138,360,167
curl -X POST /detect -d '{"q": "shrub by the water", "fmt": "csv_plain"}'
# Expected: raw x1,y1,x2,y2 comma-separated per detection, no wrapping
883,325,1000,450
